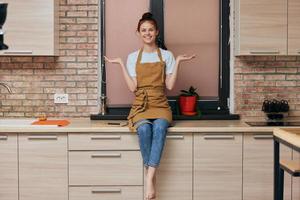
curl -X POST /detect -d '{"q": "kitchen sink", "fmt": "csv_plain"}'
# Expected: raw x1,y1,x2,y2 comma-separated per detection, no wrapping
0,119,57,127
0,119,34,127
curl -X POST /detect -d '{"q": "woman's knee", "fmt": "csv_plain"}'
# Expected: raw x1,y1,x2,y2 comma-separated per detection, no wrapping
137,123,152,135
153,119,169,134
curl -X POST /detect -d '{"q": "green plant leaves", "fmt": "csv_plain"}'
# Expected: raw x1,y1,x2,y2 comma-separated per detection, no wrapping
180,86,199,97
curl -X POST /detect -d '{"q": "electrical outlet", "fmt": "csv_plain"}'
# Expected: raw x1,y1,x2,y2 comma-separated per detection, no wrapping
54,93,68,104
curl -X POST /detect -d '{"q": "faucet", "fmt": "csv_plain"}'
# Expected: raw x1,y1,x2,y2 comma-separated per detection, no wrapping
99,95,107,115
0,82,12,93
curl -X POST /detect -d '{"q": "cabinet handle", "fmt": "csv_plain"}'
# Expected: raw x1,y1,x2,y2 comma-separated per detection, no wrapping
167,135,184,139
249,50,280,55
0,135,8,140
204,135,235,140
91,153,121,158
91,188,121,193
253,135,273,139
90,135,121,140
3,50,33,55
27,135,58,140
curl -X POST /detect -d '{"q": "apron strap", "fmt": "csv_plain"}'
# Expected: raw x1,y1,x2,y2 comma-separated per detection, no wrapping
157,48,164,63
157,48,165,82
136,48,143,65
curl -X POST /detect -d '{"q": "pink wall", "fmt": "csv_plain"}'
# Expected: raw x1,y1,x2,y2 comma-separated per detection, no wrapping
165,0,219,97
106,0,219,106
105,0,149,105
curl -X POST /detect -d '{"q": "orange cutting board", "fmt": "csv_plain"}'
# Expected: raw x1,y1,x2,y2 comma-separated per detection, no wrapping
31,120,70,127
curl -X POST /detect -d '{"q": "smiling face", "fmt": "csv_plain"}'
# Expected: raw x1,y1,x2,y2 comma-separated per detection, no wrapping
138,21,159,45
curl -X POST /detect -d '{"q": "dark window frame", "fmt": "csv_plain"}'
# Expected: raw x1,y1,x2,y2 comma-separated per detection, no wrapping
150,0,230,114
92,0,234,119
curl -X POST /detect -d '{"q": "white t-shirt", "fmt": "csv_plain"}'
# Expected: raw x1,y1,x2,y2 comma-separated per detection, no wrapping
126,48,175,77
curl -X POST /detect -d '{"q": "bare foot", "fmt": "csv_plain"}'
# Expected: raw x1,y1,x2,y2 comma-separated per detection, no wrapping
146,177,156,199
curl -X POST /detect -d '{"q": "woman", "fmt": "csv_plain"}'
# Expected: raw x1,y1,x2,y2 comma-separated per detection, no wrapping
105,12,195,200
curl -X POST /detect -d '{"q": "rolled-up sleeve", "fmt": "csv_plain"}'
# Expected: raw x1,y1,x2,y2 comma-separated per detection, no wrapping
126,54,136,77
165,51,175,75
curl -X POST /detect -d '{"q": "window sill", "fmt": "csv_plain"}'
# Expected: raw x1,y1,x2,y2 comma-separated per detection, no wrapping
90,113,239,120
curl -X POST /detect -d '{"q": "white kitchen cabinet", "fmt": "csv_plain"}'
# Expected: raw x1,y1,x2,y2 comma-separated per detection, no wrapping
243,133,292,200
153,134,193,200
0,134,18,200
19,134,68,200
235,0,287,55
0,0,59,56
194,133,243,200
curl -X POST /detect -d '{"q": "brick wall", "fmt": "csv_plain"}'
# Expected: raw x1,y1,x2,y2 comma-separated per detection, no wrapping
234,56,300,120
0,0,99,117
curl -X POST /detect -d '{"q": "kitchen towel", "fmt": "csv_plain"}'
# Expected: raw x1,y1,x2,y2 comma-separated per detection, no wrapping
31,119,70,127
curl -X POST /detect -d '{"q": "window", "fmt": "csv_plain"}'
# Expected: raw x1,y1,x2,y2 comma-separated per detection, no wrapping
96,0,231,118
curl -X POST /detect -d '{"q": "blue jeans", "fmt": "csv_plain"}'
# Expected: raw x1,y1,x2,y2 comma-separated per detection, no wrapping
135,118,169,168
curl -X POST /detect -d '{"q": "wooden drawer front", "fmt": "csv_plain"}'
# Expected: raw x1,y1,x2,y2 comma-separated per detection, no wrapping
0,134,18,200
237,0,287,55
288,0,300,55
69,151,143,185
69,186,143,200
155,134,193,200
19,134,68,200
194,134,243,200
68,133,139,150
0,0,58,56
243,134,292,200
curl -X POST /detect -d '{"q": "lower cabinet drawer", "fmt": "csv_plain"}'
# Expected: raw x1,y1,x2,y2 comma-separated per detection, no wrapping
68,133,139,150
69,151,143,185
69,186,143,200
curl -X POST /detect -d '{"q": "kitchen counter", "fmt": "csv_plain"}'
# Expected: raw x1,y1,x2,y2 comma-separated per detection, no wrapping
273,128,300,200
0,118,291,133
273,128,300,151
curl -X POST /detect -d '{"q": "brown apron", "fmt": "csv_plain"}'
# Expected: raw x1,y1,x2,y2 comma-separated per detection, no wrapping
127,48,172,131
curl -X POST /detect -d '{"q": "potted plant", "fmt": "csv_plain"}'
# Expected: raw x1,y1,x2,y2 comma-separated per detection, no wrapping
179,86,199,116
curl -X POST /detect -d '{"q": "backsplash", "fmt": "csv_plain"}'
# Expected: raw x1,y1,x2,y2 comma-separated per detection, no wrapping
0,0,99,117
234,56,300,120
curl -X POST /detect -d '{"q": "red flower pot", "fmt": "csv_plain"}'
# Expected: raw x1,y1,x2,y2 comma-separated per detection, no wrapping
179,95,197,115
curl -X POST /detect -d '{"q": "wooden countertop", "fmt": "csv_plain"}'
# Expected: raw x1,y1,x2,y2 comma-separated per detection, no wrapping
0,118,288,133
273,128,300,149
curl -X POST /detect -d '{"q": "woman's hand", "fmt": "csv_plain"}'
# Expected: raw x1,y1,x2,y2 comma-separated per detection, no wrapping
104,56,137,92
104,56,124,66
176,54,196,63
166,54,196,90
